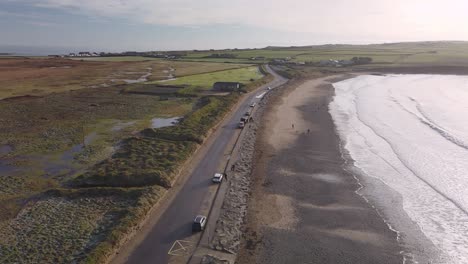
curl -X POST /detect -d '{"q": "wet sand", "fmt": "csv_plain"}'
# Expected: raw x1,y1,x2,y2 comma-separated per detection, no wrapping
237,76,413,264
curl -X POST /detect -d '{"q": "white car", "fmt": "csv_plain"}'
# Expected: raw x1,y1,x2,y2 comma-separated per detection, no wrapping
212,173,224,183
267,86,271,90
192,215,207,232
249,102,256,107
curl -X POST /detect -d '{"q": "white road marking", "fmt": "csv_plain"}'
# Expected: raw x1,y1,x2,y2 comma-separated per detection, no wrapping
167,240,193,256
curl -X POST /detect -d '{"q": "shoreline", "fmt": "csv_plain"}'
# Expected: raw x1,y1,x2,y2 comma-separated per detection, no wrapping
237,74,437,263
330,74,468,263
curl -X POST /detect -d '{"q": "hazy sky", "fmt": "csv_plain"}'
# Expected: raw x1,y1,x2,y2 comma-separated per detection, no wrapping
1,0,468,52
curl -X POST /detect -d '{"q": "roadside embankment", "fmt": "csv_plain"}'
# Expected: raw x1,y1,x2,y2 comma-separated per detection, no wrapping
207,77,294,257
80,95,253,263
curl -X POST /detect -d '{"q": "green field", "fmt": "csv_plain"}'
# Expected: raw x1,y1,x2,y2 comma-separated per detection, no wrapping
0,56,271,263
180,41,468,66
0,58,249,99
155,66,263,88
71,56,162,62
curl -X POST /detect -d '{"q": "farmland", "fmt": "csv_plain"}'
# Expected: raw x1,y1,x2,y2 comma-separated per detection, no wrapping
0,58,248,99
180,41,468,66
154,66,263,88
71,56,163,62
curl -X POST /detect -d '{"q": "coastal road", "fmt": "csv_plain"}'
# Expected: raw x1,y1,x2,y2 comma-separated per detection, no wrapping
122,66,287,264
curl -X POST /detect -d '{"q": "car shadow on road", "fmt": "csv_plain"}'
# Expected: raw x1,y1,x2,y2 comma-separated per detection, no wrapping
190,177,213,191
162,222,194,243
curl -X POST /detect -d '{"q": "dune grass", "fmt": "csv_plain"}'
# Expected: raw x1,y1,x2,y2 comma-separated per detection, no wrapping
72,94,239,189
0,187,161,264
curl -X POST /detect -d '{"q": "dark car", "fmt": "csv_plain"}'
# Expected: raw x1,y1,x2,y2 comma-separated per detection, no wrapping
192,215,207,232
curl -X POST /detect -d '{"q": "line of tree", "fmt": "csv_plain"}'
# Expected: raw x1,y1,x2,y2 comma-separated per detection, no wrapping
204,53,238,58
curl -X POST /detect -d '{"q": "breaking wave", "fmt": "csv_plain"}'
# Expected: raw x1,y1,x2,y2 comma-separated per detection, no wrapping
330,74,468,264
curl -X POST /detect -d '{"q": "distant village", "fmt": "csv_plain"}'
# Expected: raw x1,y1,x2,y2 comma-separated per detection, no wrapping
270,56,373,67
52,51,188,59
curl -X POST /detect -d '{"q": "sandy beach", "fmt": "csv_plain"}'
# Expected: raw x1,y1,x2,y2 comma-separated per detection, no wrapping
236,75,437,264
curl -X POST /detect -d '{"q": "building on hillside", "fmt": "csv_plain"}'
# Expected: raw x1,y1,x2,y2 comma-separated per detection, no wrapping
78,52,92,56
340,60,354,66
213,82,241,92
319,59,339,67
249,56,266,60
319,59,355,67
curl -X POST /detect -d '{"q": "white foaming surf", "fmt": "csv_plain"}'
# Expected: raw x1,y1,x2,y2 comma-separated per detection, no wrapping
330,74,468,263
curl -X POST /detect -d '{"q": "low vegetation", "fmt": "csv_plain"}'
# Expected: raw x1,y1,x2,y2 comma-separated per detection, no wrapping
152,66,263,88
0,58,247,99
72,94,239,188
0,56,265,263
0,187,165,264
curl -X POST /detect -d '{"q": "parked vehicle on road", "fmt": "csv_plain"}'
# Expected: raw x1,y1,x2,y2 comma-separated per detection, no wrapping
267,86,271,90
238,121,245,128
192,215,207,232
212,173,224,183
241,115,249,123
249,102,256,107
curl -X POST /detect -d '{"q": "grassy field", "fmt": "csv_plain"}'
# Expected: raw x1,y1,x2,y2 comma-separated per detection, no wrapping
0,191,134,263
0,83,195,231
178,58,260,64
72,94,239,189
0,56,270,263
180,41,468,66
0,58,248,99
156,66,263,88
71,56,162,62
0,187,166,264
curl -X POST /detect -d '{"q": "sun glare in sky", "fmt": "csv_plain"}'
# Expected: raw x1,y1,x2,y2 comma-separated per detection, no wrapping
1,0,467,51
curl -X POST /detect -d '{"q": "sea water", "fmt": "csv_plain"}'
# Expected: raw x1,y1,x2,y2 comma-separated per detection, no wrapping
330,74,468,263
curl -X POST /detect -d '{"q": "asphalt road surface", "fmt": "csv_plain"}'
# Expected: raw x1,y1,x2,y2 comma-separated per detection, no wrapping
125,65,287,264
